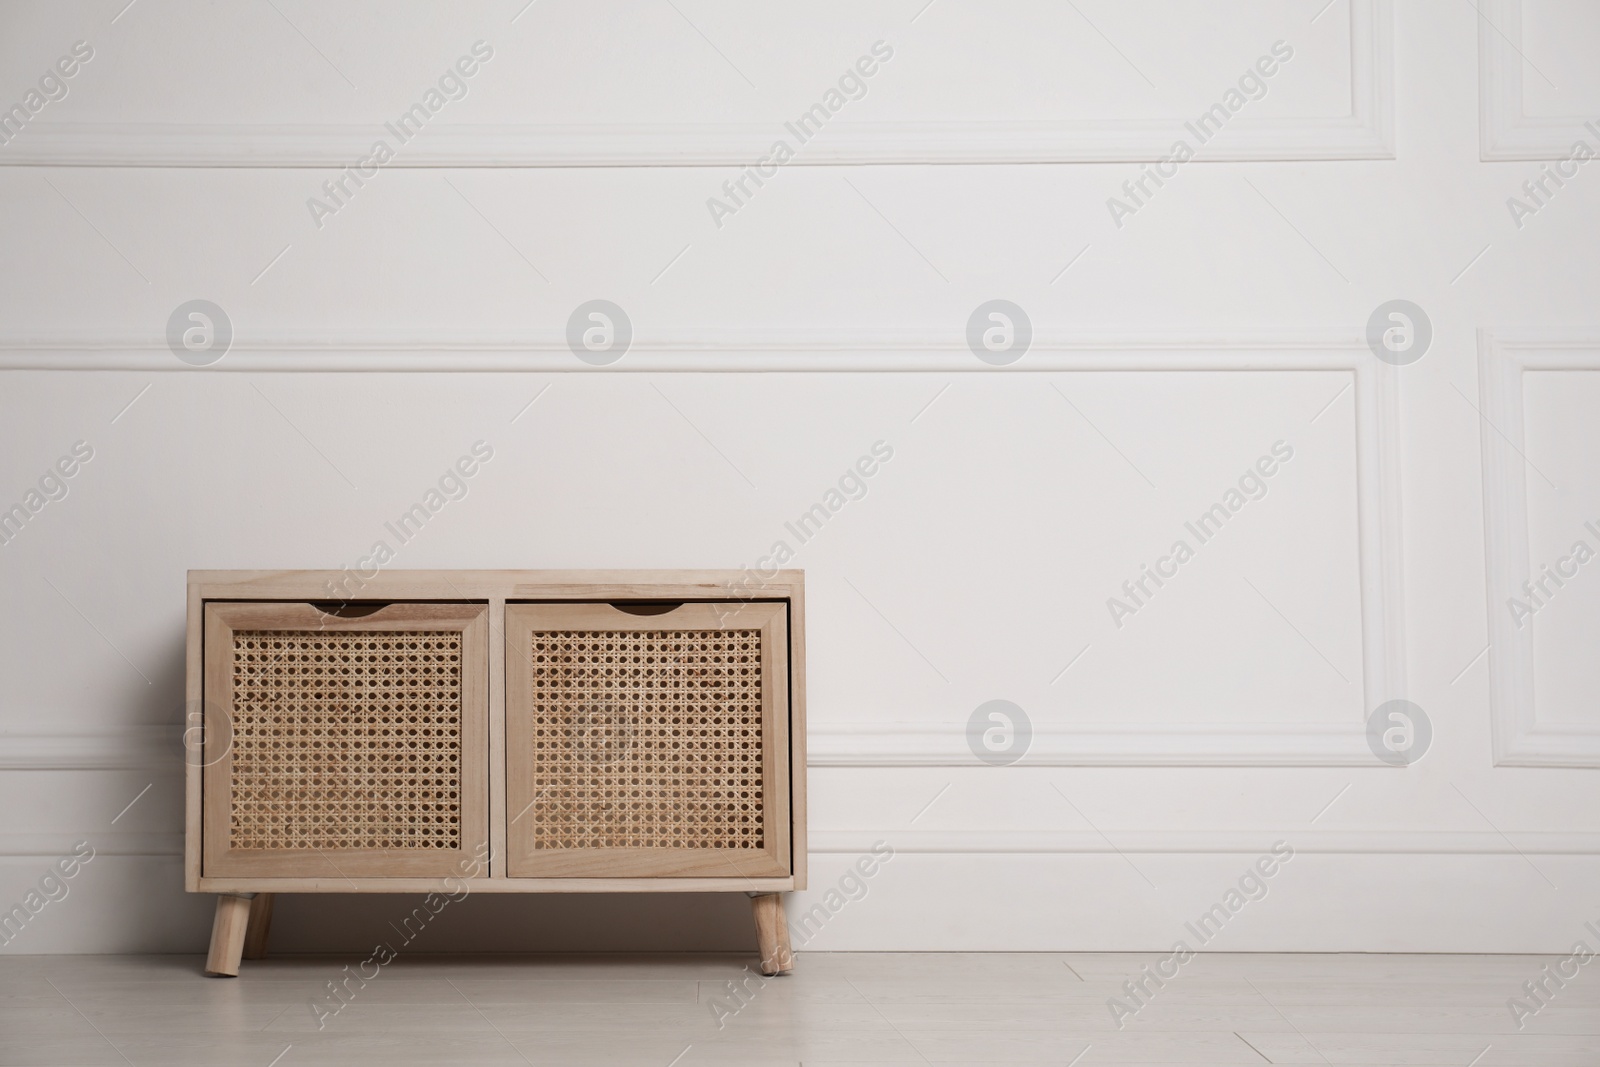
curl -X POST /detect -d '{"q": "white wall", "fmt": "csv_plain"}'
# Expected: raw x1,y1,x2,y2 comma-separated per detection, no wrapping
1,0,1598,954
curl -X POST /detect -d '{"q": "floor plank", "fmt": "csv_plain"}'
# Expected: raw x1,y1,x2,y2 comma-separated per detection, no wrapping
0,952,1590,1066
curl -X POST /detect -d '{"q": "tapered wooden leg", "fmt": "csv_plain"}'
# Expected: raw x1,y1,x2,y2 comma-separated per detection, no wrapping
204,893,254,977
750,892,793,976
242,893,275,960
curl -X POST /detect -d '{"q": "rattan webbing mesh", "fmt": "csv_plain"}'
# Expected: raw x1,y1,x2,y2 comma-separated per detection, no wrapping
525,628,764,850
229,630,463,851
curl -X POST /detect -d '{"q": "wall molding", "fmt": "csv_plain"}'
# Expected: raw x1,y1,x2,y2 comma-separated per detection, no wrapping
810,722,1375,767
0,327,1366,372
1,830,1593,859
0,330,1404,767
2,719,1389,773
810,829,1600,855
1479,0,1600,160
0,833,181,858
1478,331,1600,767
0,729,178,771
0,3,1391,167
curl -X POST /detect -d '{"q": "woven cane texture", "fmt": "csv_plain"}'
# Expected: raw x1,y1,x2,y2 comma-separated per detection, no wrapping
229,630,463,851
525,628,764,850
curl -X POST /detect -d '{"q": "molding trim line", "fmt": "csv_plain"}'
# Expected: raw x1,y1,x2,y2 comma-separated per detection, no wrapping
1479,0,1600,160
810,830,1600,855
1477,331,1600,767
810,722,1374,767
0,729,179,771
2,328,1367,373
0,834,182,858
2,831,1593,859
1,3,1392,167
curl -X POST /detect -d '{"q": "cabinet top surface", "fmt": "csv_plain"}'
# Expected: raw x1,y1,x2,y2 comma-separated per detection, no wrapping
188,569,803,599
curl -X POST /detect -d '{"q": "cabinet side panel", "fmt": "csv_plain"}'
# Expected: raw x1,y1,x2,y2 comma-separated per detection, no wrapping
461,607,491,874
201,606,236,878
488,596,507,878
185,579,204,892
789,582,807,891
763,610,792,876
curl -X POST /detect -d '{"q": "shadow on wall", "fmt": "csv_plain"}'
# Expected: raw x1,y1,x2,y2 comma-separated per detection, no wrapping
0,865,759,956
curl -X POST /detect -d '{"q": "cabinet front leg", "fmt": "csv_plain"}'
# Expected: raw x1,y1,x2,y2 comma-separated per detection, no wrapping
203,893,255,978
242,893,275,961
750,892,794,976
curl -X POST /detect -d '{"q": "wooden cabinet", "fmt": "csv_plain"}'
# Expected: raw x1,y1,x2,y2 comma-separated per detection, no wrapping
187,571,804,978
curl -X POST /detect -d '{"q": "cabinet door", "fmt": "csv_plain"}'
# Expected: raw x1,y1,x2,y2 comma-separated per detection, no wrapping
202,602,489,879
505,602,791,878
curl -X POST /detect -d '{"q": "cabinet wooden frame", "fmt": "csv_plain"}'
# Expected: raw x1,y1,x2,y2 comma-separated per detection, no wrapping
185,570,807,896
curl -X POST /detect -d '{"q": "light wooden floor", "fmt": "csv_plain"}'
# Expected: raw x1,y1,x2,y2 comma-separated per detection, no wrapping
0,952,1594,1065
